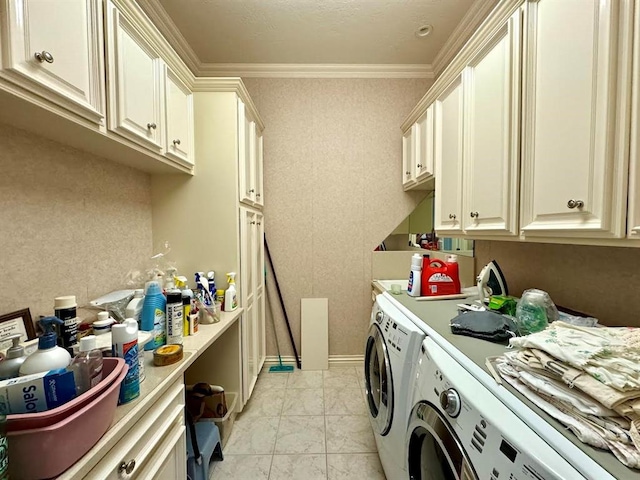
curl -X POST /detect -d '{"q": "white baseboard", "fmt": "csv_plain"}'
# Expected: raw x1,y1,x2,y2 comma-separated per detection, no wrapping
264,355,364,368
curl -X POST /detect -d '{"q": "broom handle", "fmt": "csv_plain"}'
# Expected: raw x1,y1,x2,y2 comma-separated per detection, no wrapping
264,235,301,369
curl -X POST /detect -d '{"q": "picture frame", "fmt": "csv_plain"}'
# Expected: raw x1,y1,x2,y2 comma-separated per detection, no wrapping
0,308,37,349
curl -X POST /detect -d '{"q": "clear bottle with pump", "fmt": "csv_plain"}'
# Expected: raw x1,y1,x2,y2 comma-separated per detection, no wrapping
69,335,104,395
0,334,28,380
224,272,238,312
20,317,72,376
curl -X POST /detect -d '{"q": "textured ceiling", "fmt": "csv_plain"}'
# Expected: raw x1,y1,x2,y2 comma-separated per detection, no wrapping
157,0,477,64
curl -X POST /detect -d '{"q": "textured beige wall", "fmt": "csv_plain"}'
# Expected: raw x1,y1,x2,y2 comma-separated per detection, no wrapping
244,78,432,357
0,123,153,328
475,240,640,327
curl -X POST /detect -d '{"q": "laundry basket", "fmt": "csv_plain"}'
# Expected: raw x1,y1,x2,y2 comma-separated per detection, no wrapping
7,358,128,479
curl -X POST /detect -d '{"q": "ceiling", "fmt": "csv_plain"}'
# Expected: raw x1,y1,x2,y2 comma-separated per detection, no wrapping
155,0,489,66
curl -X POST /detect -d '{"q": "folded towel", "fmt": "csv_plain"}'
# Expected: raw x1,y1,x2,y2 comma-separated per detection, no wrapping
450,310,517,343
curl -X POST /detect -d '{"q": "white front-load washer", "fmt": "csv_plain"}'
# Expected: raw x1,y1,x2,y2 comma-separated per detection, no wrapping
406,337,586,480
365,294,425,480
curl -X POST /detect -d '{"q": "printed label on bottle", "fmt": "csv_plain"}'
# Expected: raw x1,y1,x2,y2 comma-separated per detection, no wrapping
428,273,453,283
408,271,414,292
115,339,140,404
153,308,166,347
167,303,183,344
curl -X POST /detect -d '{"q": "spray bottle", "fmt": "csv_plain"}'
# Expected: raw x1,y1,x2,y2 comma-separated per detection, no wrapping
224,272,238,312
20,317,72,375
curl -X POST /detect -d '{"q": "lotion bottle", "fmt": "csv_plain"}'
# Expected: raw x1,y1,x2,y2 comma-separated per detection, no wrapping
407,254,422,297
20,317,72,376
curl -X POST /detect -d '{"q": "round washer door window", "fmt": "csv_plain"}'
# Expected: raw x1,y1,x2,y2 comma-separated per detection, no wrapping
364,323,393,435
407,402,477,480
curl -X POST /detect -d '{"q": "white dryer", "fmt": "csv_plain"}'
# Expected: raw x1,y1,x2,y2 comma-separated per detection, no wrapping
406,337,586,480
365,294,425,480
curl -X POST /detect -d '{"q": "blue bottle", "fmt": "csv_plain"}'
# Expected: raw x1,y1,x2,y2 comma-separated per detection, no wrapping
140,281,166,351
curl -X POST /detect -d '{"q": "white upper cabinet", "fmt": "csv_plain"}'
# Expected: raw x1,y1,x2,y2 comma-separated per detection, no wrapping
164,67,194,165
434,75,464,235
520,0,632,238
628,2,640,238
402,126,417,189
106,1,164,151
463,10,521,235
238,98,264,207
416,104,435,181
0,0,104,123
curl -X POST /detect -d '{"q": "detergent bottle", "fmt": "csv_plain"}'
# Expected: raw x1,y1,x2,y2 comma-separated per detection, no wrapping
407,254,422,297
421,257,461,297
224,272,238,312
445,254,462,294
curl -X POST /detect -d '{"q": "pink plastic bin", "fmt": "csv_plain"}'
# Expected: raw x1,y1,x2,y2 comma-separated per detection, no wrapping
7,359,128,479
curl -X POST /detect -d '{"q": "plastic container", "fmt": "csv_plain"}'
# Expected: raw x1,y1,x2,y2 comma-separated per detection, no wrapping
112,319,140,404
92,311,116,336
125,289,145,325
205,391,237,448
224,273,238,312
20,317,72,376
166,290,183,345
7,359,128,480
69,335,103,395
515,289,558,335
141,280,167,350
407,254,422,297
54,295,78,352
0,334,27,380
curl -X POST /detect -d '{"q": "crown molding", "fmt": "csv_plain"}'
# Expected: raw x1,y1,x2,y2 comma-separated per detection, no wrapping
197,63,435,79
432,0,500,77
135,0,201,75
192,77,264,129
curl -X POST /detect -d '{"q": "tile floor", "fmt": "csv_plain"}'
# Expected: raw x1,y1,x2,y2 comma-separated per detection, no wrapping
210,366,387,480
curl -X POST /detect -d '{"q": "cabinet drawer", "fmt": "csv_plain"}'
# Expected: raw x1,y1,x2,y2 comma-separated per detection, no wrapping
86,380,185,479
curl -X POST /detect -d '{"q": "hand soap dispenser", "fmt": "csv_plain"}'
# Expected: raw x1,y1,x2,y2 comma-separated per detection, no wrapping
19,316,72,376
0,333,28,380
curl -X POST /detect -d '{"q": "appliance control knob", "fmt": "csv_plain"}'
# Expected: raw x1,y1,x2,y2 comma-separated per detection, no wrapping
439,388,461,417
375,311,384,324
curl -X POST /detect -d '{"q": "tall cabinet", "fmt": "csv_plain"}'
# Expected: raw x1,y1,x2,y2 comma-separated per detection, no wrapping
151,79,265,407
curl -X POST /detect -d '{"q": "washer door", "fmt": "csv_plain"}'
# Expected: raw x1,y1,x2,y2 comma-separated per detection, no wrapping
406,402,477,480
364,323,393,435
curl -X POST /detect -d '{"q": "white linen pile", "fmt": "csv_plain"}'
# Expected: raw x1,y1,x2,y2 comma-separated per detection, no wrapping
494,321,640,469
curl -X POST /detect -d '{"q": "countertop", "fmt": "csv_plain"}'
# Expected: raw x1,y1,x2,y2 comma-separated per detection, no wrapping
383,290,640,480
58,308,243,479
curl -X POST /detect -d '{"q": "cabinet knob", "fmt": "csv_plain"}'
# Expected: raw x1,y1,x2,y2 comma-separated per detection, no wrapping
405,171,410,176
119,459,136,475
250,221,256,225
147,123,157,130
448,214,456,220
34,51,54,63
249,189,255,193
567,199,584,209
256,193,261,198
172,139,181,146
417,164,422,168
470,211,479,218
257,222,262,225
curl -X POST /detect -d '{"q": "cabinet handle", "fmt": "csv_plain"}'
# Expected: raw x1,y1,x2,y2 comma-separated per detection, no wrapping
147,123,157,130
172,139,181,146
567,199,584,209
119,459,136,475
448,214,456,220
34,51,54,63
470,211,479,218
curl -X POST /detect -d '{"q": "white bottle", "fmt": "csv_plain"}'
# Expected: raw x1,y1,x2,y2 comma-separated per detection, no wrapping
20,317,72,376
125,289,145,325
69,335,104,395
224,272,238,312
112,319,140,404
407,253,422,297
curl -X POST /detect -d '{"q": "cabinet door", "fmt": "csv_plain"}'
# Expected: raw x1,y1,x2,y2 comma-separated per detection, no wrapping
106,1,163,151
137,423,186,480
415,105,435,181
164,67,193,165
628,2,640,238
463,10,521,235
240,207,257,307
255,213,265,371
520,0,631,238
255,128,264,207
238,99,257,205
402,126,417,189
1,0,104,123
434,75,464,234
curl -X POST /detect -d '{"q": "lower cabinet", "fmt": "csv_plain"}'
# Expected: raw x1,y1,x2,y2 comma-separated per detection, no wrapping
86,380,186,479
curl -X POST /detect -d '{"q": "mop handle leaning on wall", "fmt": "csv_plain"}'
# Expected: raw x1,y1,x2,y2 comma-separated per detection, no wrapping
264,235,302,369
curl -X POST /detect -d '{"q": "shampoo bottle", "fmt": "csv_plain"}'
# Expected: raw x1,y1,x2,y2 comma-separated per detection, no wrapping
69,335,104,395
112,319,140,404
407,254,422,297
141,281,166,351
20,317,72,376
224,272,238,312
